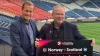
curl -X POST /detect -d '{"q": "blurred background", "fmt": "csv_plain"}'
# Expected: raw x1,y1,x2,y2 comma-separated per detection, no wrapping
0,0,100,56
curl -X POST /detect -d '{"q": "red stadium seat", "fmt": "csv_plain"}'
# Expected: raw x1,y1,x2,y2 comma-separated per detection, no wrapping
0,0,52,20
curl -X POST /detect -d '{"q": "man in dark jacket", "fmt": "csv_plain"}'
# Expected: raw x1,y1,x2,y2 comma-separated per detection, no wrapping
10,1,38,56
39,5,86,40
36,5,95,46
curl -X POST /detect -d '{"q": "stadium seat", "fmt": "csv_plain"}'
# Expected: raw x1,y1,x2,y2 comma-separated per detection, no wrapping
66,11,80,18
73,9,93,17
81,2,97,8
32,1,51,11
88,11,100,17
93,2,100,7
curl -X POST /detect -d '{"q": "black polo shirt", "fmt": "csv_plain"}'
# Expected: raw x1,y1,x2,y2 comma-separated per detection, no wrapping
51,22,64,40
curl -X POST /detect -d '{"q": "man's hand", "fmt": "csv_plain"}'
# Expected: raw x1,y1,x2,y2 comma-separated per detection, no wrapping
90,38,95,46
35,38,41,48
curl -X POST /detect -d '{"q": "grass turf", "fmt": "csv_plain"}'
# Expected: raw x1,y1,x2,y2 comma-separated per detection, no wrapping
77,22,100,45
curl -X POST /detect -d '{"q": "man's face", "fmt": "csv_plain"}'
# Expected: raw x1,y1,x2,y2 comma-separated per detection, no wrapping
22,4,34,21
52,7,65,24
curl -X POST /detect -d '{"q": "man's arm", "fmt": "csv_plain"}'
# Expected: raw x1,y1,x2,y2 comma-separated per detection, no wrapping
10,23,28,56
34,22,39,38
73,25,86,40
39,25,45,39
73,24,95,46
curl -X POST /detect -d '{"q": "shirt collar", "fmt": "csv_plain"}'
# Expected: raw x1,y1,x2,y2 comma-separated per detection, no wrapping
20,16,31,25
52,21,64,29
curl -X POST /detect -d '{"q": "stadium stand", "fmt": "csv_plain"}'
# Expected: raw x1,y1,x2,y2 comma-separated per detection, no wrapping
7,0,24,6
73,9,93,17
88,10,100,17
33,7,52,20
92,0,100,8
81,1,97,8
39,0,100,18
65,11,80,18
32,1,52,11
54,0,78,4
0,0,21,16
0,10,15,17
0,0,52,20
0,0,100,56
41,1,56,7
0,26,11,45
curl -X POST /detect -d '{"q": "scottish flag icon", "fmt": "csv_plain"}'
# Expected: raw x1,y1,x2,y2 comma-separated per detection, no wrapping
83,48,87,52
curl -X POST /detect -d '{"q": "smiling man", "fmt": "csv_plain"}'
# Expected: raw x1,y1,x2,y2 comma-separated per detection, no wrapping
39,5,86,40
38,5,95,46
10,1,38,56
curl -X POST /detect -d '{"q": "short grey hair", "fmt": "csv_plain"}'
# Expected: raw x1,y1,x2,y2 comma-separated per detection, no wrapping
52,5,65,10
52,5,65,13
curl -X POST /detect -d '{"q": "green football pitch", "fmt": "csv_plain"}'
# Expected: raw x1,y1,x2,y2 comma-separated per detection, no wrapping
77,22,100,45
